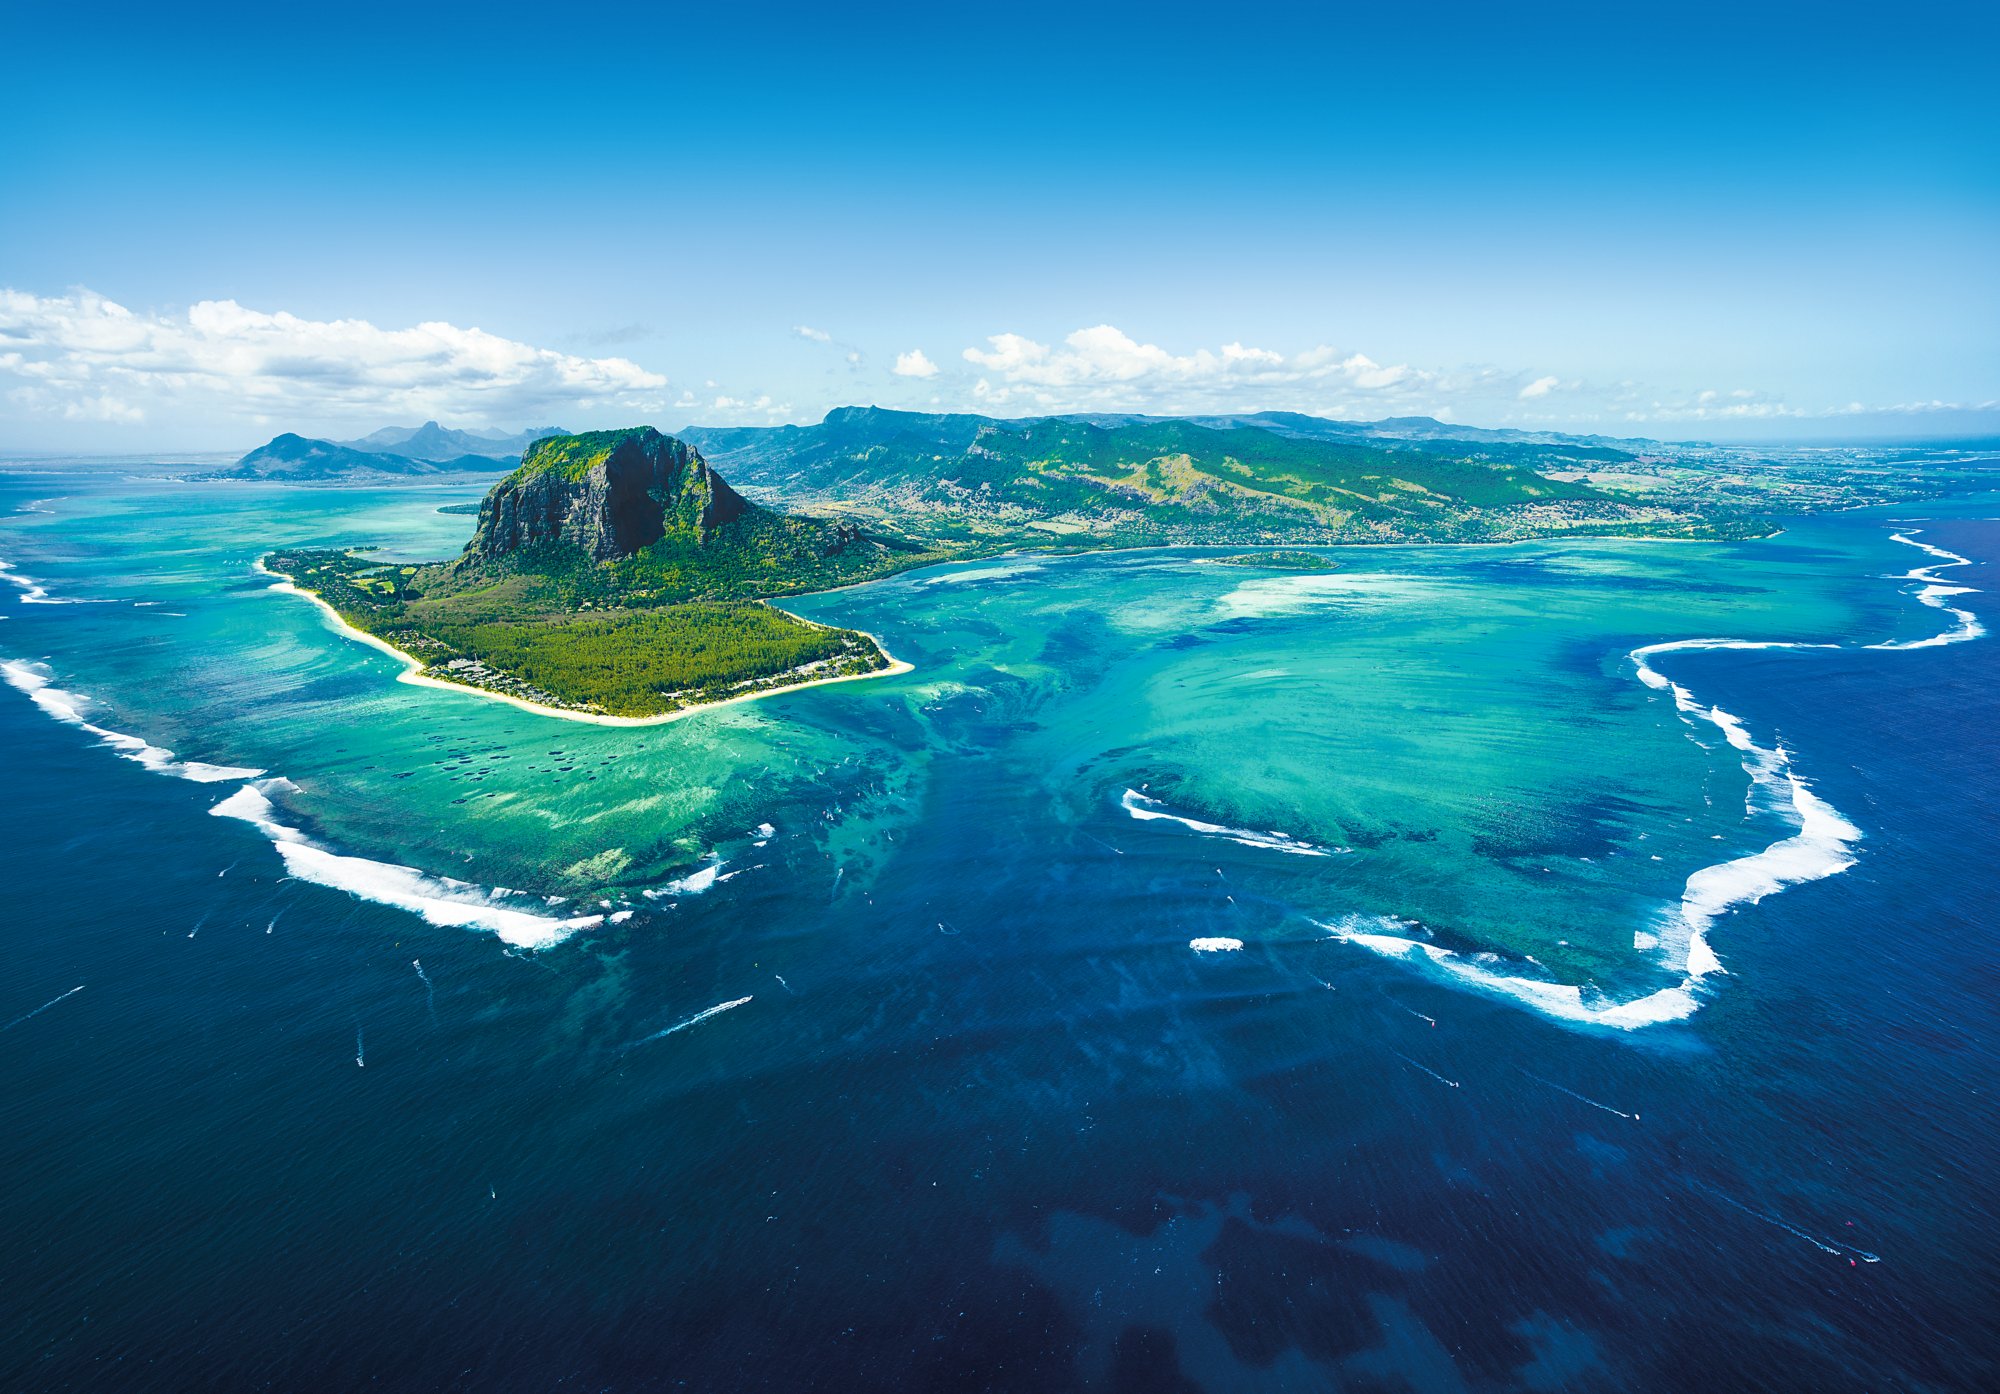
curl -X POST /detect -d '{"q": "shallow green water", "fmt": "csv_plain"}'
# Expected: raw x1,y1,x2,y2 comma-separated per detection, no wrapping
0,475,1924,1005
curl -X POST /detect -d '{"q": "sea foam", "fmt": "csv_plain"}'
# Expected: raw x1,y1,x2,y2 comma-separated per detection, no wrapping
1322,640,1864,1028
0,557,113,606
1122,788,1342,857
209,782,604,950
1866,531,1984,649
1,660,264,783
1170,528,1977,1029
645,858,725,897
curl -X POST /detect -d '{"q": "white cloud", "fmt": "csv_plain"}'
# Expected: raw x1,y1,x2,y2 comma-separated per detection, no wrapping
700,393,793,425
949,323,1972,430
892,348,939,379
0,289,669,430
793,325,832,342
957,324,1493,414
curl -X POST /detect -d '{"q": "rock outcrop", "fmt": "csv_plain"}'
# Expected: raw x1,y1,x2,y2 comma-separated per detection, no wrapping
466,427,750,562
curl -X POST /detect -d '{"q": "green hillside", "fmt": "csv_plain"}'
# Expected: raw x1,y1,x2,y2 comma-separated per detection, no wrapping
683,408,1750,545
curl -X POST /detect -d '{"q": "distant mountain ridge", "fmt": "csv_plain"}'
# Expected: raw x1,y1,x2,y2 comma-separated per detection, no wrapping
213,420,569,481
673,406,1708,546
342,421,567,461
679,406,1654,466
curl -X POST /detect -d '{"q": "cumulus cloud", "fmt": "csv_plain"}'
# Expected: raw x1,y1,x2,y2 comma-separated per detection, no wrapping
948,323,1970,430
956,324,1504,415
0,289,669,429
793,325,832,343
892,348,939,379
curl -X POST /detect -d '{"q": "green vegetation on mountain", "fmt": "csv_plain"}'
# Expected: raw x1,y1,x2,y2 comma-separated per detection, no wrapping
268,427,939,718
681,407,1766,546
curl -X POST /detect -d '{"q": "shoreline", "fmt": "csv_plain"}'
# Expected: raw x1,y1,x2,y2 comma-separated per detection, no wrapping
254,557,914,728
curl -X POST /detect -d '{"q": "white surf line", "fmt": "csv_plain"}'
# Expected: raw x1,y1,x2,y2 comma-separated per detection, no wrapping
1867,530,1984,650
1121,787,1344,857
645,858,725,898
1521,1069,1639,1121
622,995,754,1051
1685,1176,1880,1263
1,660,265,783
210,781,604,951
1326,527,1982,1030
3,984,84,1031
0,557,56,605
1393,1051,1460,1089
0,556,117,606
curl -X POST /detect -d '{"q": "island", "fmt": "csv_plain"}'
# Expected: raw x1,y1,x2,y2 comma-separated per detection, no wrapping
1203,550,1340,571
265,427,945,721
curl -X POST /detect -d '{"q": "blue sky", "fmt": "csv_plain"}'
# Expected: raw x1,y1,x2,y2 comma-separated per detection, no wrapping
2,0,1995,449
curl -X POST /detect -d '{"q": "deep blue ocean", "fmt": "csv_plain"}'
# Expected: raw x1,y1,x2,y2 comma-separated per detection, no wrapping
2,495,1995,1391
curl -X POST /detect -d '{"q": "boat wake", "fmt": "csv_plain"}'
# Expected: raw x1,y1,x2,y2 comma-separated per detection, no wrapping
622,995,753,1051
4,983,85,1032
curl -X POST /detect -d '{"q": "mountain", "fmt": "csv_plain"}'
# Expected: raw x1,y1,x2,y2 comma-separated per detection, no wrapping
449,426,926,598
678,407,1717,546
468,427,748,562
680,406,1647,477
216,432,516,481
343,421,567,461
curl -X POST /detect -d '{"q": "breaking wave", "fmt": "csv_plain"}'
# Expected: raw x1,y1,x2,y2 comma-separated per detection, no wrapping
1144,529,1978,1029
1122,788,1343,856
3,657,602,950
0,557,114,606
1866,531,1984,650
210,782,605,950
2,660,264,783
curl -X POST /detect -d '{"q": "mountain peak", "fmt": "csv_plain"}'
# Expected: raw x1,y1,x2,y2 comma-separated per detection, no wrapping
469,428,747,562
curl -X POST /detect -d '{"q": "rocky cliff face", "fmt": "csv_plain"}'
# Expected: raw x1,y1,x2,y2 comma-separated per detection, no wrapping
466,428,749,563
